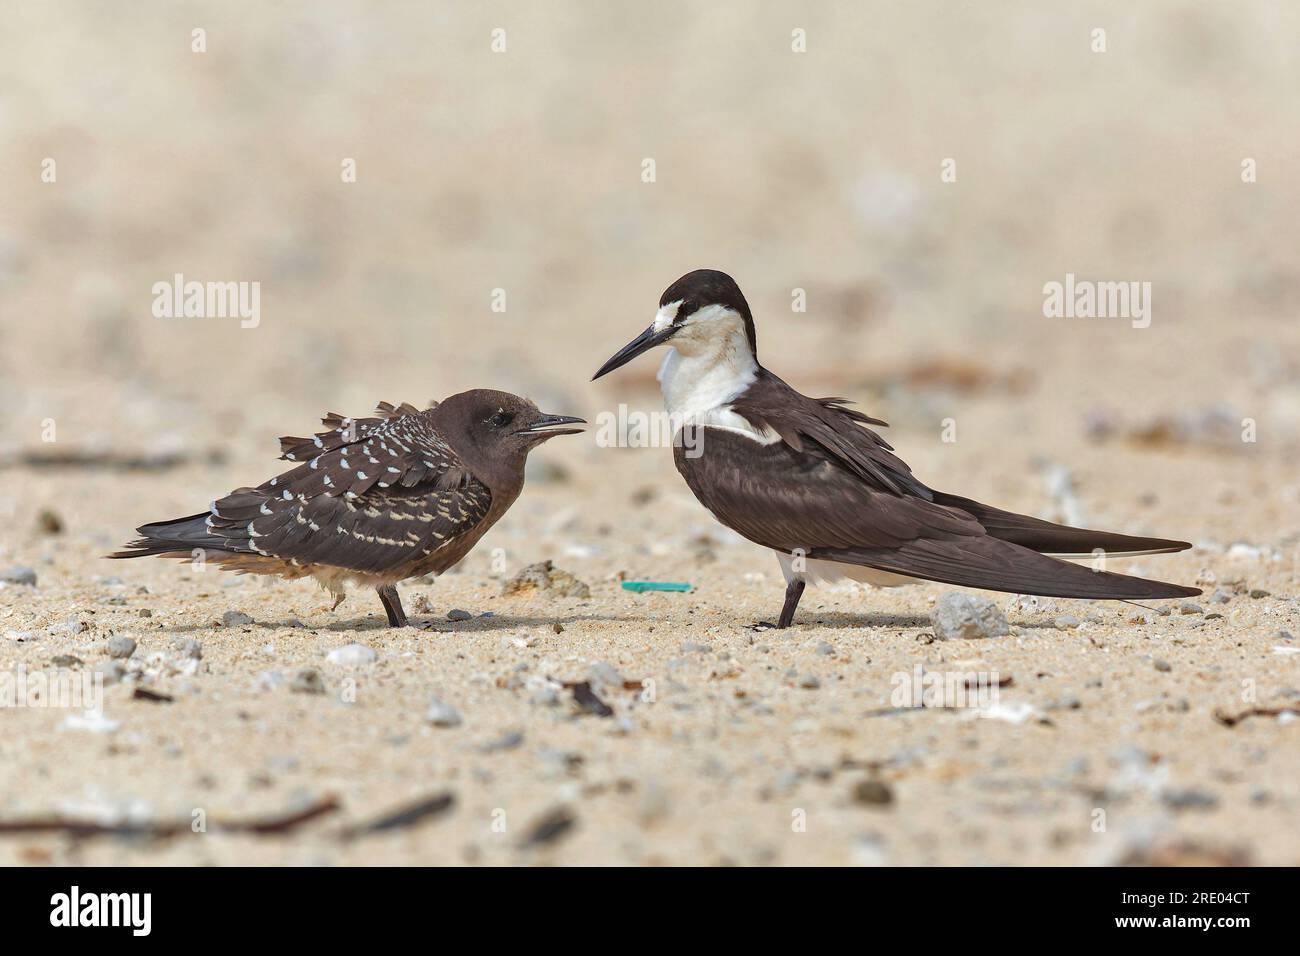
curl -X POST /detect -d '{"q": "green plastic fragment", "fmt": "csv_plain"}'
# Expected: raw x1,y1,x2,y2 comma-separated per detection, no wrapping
621,581,692,593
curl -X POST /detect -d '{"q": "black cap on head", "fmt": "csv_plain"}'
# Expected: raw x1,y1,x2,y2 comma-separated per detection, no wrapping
592,269,758,381
659,269,756,356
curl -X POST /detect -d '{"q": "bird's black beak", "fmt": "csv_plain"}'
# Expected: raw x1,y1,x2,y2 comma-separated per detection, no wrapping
591,324,676,381
516,414,586,439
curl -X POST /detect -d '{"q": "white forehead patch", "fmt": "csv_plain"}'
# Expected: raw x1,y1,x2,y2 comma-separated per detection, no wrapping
653,299,682,333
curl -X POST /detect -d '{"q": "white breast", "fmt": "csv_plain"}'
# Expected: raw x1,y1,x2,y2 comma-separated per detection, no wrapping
656,304,779,444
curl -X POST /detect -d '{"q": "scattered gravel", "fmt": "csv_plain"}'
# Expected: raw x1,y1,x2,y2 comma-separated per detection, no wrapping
931,592,1010,640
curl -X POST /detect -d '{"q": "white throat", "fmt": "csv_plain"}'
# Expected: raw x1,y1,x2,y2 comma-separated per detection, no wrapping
654,303,777,443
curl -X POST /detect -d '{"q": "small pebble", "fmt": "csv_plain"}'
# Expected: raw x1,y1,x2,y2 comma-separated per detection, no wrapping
326,643,377,666
798,674,821,689
1250,589,1270,599
290,669,325,695
1161,788,1219,811
105,636,137,659
530,686,560,707
588,661,624,692
61,711,120,734
1153,658,1172,672
255,670,285,691
931,592,1010,640
94,660,126,685
478,730,524,752
1179,602,1204,615
1045,696,1082,711
36,509,63,534
1210,588,1231,604
171,637,202,659
1054,614,1080,630
426,696,463,727
446,609,472,622
815,641,836,656
852,779,894,806
0,566,37,586
222,610,253,626
138,608,153,618
518,806,577,847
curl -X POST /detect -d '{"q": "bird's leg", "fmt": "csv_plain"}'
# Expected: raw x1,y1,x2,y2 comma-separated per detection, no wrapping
777,579,806,629
377,585,408,628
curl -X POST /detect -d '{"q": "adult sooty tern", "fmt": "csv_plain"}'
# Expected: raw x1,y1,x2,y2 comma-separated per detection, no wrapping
592,269,1199,628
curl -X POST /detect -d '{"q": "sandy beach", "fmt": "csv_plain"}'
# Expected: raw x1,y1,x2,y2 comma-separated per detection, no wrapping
0,1,1297,866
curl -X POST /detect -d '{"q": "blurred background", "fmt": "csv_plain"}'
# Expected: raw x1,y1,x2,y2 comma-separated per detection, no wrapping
1,0,1297,545
1,0,1299,870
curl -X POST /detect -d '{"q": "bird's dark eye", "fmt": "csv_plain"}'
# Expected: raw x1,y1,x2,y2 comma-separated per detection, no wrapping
488,409,514,428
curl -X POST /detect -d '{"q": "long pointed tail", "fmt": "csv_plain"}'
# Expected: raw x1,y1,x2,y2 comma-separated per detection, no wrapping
816,534,1200,601
932,491,1192,557
108,512,222,559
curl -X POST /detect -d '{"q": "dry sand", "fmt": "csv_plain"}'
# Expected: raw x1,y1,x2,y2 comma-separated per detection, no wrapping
0,2,1297,865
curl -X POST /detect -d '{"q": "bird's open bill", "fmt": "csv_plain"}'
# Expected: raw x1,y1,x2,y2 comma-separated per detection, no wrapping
591,324,675,380
518,414,586,437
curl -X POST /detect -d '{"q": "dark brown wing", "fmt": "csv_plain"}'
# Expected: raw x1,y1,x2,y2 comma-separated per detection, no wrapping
731,370,1193,559
199,403,492,574
729,370,931,498
674,429,1199,600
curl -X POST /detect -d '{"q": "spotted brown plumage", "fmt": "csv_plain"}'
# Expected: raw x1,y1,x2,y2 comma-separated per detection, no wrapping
594,268,1199,628
110,390,584,627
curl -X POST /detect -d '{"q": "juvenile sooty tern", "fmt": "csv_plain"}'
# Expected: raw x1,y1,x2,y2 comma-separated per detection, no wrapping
111,391,584,627
593,269,1199,628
